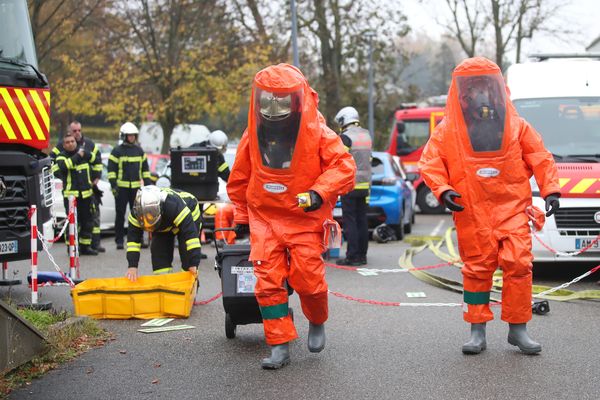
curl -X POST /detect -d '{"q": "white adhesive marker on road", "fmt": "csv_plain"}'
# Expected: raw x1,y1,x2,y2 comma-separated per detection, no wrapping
430,220,445,237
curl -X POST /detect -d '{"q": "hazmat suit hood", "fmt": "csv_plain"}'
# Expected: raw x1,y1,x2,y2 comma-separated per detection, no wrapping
446,57,512,155
249,63,322,172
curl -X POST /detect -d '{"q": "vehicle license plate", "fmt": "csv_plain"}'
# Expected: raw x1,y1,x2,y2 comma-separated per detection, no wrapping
333,208,343,217
575,238,599,250
0,240,18,255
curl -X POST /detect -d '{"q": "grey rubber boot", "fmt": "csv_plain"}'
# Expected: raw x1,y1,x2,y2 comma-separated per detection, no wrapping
261,343,291,369
462,323,487,354
308,323,326,353
508,323,541,354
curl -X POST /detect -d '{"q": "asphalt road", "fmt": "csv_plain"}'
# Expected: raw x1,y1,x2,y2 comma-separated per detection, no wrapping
3,214,600,400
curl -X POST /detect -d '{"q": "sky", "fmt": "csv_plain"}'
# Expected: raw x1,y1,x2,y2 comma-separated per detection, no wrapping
403,0,600,60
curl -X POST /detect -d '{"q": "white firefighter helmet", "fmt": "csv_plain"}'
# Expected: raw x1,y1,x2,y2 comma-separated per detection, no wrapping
372,224,396,243
133,186,166,231
208,130,228,153
120,122,139,142
334,106,360,129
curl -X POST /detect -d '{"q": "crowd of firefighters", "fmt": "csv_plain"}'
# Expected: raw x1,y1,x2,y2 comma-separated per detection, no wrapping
49,58,576,369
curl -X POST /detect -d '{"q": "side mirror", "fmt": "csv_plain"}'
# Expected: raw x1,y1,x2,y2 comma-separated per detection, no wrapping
406,172,419,182
396,121,405,134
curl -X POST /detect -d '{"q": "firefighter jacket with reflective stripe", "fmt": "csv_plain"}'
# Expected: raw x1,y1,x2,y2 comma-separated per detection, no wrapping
52,149,94,199
341,124,372,197
107,143,152,189
191,141,231,182
51,136,102,182
126,188,201,268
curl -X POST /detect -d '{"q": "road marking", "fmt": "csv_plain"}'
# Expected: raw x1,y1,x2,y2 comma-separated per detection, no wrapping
430,220,444,237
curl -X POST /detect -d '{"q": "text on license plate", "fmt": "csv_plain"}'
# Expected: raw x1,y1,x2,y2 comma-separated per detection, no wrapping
575,238,599,250
0,240,18,255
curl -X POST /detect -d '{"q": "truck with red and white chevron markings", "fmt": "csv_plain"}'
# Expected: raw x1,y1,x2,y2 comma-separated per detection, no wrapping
0,0,53,263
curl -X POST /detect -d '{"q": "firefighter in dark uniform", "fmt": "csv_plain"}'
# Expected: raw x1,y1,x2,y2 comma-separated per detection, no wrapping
51,121,104,253
191,129,231,181
107,122,153,250
125,186,201,281
334,107,372,266
52,132,98,255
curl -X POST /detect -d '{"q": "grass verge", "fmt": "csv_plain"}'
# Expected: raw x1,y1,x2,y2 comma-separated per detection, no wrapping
0,308,111,398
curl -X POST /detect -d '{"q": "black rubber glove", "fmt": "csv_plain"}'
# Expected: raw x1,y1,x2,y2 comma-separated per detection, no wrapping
304,190,323,212
544,193,560,217
234,223,250,237
441,190,464,212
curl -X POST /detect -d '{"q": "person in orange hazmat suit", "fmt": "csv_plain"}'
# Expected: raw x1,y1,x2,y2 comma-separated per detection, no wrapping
227,63,356,369
214,203,236,245
419,57,560,355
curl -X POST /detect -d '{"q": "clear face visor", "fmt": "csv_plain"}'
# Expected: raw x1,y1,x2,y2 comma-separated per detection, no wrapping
457,74,506,152
254,88,303,169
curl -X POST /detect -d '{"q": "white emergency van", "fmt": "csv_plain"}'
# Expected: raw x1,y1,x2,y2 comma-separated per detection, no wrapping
506,54,600,262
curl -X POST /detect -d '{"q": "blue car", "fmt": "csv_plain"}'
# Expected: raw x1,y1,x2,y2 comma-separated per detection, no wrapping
334,152,415,240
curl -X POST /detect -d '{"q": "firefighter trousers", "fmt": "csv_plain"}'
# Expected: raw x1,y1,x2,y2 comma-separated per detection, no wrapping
115,188,137,245
150,219,201,273
341,195,369,261
63,197,93,247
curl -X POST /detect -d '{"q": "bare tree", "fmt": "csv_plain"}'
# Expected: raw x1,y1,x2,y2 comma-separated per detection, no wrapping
513,0,565,63
28,0,106,65
443,0,486,57
297,0,409,124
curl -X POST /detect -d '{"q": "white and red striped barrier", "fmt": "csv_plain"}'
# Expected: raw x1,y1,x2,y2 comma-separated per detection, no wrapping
68,196,77,279
30,205,38,304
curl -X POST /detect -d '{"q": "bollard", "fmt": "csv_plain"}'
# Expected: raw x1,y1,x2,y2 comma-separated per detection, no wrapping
0,261,21,286
19,205,51,310
68,196,76,278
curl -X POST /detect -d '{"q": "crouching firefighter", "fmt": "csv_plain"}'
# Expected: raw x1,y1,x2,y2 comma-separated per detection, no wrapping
227,63,356,369
125,186,202,281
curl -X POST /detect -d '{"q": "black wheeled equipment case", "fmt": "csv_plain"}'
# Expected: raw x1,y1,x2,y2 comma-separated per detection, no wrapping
214,229,293,339
170,146,219,200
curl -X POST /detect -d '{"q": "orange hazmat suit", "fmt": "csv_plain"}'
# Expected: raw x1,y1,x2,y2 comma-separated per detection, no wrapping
227,64,356,345
419,57,559,324
215,203,236,244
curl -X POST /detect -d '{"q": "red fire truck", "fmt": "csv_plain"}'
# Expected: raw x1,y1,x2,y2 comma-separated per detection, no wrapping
0,0,53,266
386,105,445,213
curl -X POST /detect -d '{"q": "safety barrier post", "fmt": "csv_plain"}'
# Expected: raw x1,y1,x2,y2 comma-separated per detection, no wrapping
68,196,76,278
20,205,51,310
0,261,21,286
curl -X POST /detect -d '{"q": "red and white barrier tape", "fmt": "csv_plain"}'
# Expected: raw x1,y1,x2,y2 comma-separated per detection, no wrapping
194,291,223,305
532,231,600,257
46,212,74,243
325,261,453,274
535,264,600,298
37,230,76,288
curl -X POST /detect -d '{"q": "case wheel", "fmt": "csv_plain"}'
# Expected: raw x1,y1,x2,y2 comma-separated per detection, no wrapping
532,300,550,315
225,313,237,339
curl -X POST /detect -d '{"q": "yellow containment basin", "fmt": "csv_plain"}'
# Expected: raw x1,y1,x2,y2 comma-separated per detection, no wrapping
71,271,197,319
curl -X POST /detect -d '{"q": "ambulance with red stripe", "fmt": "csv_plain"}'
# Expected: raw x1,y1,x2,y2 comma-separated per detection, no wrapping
0,0,53,263
506,54,600,261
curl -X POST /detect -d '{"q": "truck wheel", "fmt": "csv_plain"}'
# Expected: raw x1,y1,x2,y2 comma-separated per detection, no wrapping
225,313,236,339
417,186,445,214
